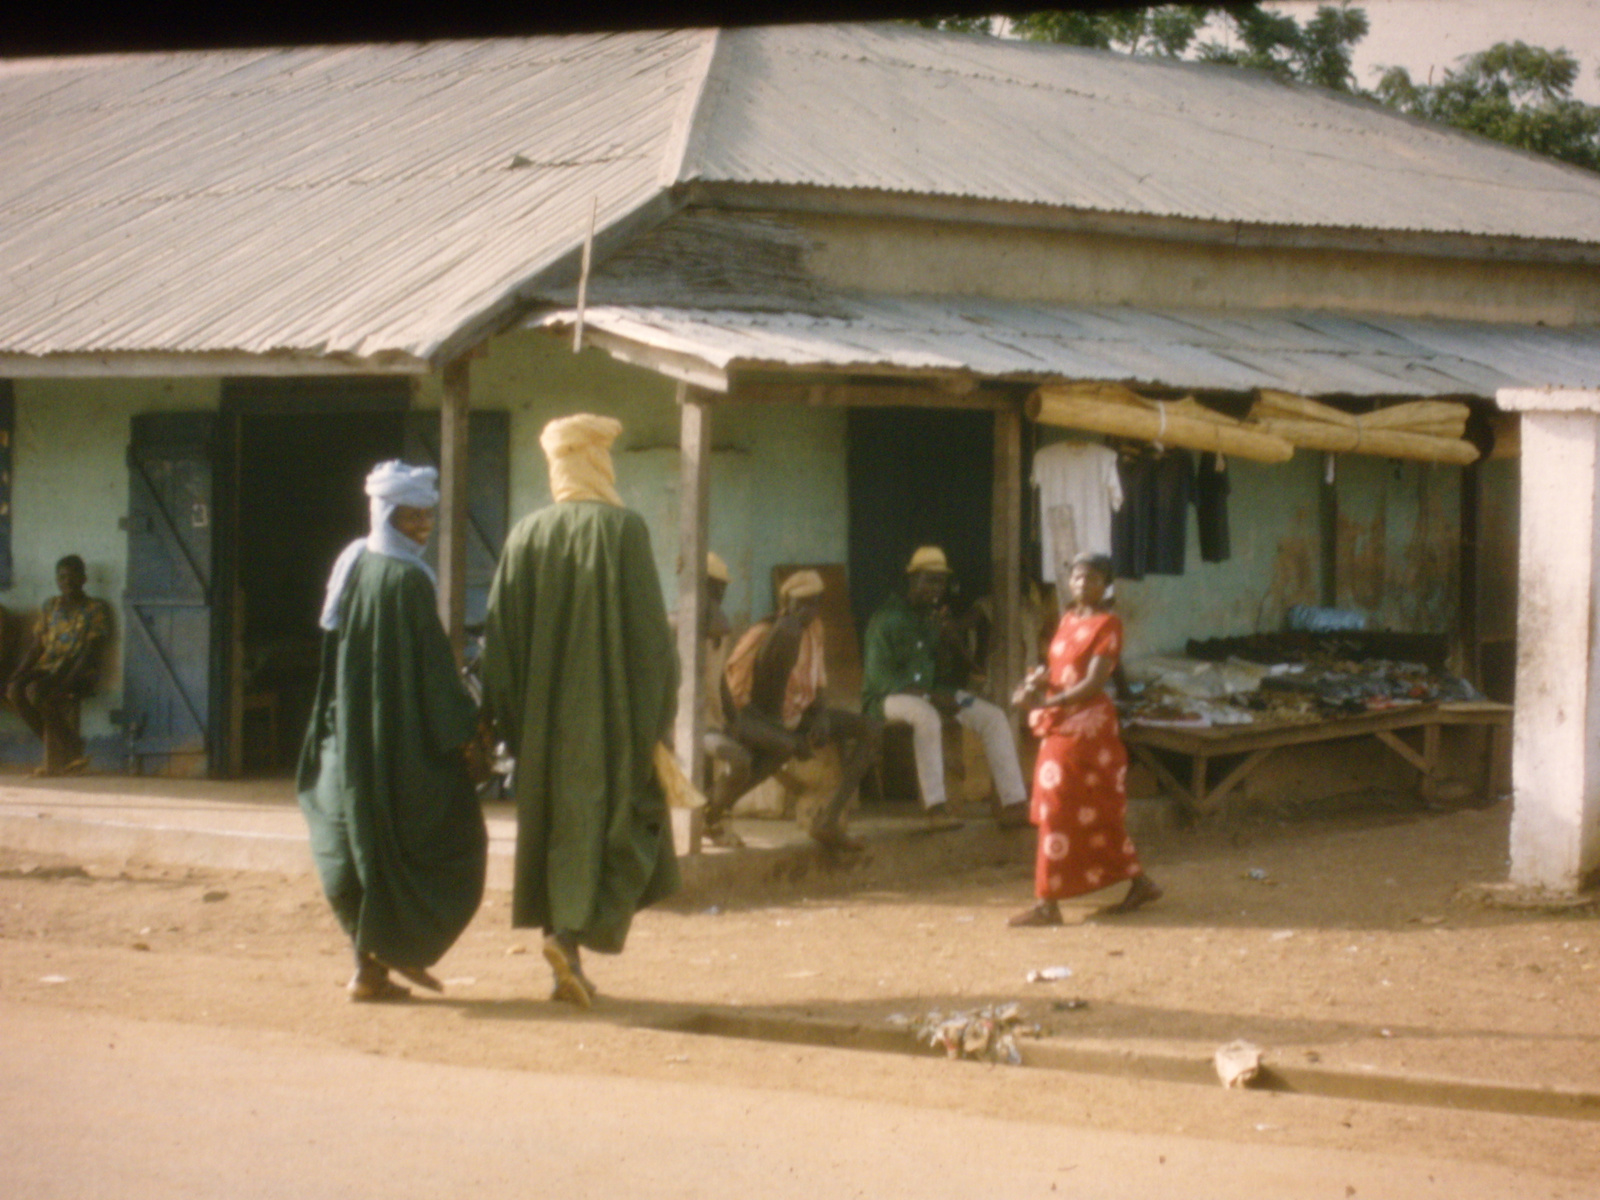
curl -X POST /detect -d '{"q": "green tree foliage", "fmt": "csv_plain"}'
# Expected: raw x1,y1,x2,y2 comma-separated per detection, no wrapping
936,5,1371,91
1374,41,1600,171
1189,3,1369,92
920,6,1600,172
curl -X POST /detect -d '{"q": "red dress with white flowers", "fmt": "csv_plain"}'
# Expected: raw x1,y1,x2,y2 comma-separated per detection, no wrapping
1027,610,1140,901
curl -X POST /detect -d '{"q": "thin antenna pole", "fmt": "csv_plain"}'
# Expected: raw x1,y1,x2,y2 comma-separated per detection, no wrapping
573,197,598,353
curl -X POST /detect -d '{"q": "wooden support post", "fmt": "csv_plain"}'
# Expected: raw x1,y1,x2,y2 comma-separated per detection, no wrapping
992,402,1025,712
673,384,711,855
1458,460,1482,684
437,357,471,661
1319,453,1339,607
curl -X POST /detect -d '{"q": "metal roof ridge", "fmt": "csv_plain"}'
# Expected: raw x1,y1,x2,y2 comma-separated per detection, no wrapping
661,27,720,188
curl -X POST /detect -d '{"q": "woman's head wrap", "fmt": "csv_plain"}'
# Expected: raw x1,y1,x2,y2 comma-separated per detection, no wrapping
540,413,624,506
1070,550,1115,582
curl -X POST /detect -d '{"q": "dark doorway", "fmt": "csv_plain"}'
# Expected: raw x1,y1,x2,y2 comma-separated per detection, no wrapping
234,407,406,773
846,407,995,637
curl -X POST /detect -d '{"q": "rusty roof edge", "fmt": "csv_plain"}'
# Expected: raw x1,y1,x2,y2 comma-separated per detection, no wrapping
425,187,689,369
682,181,1600,267
0,349,429,378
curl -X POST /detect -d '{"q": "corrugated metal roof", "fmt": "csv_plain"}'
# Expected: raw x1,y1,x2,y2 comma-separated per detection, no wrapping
531,296,1600,397
5,24,1600,366
685,24,1600,244
0,34,712,361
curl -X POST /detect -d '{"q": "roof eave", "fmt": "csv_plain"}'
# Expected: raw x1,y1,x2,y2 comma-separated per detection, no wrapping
0,349,429,378
683,181,1600,268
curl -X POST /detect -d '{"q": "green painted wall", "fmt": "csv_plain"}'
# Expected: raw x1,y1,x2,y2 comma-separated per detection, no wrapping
1334,455,1460,632
0,346,1471,756
7,377,218,737
1038,433,1462,659
442,330,852,629
1095,452,1327,657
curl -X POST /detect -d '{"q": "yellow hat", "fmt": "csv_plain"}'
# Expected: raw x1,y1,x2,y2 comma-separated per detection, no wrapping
906,545,950,575
706,552,730,583
779,569,825,601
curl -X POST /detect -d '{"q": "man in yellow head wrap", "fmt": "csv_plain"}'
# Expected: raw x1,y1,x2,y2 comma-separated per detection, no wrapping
860,545,1029,825
716,568,881,851
482,414,678,1007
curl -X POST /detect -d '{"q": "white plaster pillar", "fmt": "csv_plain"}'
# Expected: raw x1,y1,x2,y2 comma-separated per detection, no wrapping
1496,387,1600,893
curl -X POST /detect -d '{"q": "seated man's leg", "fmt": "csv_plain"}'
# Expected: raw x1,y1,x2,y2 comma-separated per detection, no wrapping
37,682,85,772
954,693,1028,811
806,708,881,835
703,732,754,839
881,693,947,812
7,671,46,741
706,718,790,845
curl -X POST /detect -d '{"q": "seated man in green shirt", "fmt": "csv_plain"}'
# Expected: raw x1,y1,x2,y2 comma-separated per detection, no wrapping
860,545,1028,824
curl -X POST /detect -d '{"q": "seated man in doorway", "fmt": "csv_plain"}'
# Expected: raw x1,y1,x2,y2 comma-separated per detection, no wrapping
861,545,1029,825
709,570,881,851
677,551,747,825
7,555,112,776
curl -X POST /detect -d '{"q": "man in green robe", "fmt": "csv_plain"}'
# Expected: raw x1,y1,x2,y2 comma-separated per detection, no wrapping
298,461,488,1002
483,413,679,1008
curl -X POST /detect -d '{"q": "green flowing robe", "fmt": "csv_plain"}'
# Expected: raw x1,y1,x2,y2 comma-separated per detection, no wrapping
482,500,679,954
297,553,487,969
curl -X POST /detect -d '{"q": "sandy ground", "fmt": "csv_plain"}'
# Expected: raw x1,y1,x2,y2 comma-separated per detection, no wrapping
3,794,1599,1191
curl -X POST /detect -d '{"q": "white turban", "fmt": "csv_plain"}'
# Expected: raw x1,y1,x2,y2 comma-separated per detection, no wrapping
319,460,439,630
540,413,624,506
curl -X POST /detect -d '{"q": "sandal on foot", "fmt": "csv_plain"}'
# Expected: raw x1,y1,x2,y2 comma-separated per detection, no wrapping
347,976,411,1003
1103,875,1163,916
809,824,864,852
379,961,444,993
1008,902,1064,928
543,936,594,1010
995,803,1031,830
703,823,745,849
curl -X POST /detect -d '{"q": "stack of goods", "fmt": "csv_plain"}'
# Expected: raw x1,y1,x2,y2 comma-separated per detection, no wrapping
1028,382,1293,463
1247,391,1478,464
1118,632,1482,729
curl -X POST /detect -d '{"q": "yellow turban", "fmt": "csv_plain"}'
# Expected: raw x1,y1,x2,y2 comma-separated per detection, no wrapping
779,569,825,605
906,545,950,575
707,552,730,583
540,413,623,507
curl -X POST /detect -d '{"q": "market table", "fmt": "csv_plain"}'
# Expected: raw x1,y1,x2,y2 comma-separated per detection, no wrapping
1122,700,1512,816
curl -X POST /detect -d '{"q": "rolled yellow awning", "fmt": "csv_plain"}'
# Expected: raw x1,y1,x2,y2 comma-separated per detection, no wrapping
1027,381,1295,463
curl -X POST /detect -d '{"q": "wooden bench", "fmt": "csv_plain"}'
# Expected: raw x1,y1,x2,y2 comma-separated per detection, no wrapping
1122,700,1512,816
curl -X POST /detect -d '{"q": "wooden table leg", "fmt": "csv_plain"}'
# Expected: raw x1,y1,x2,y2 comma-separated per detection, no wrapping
1128,743,1198,815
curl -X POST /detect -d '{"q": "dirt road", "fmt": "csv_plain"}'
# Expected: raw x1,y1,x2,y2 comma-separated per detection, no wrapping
3,796,1599,1196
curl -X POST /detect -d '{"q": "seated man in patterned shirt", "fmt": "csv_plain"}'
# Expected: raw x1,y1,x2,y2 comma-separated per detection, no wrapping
7,555,113,775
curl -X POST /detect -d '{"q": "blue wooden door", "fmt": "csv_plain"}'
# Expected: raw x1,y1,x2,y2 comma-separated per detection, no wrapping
122,413,221,776
403,411,509,628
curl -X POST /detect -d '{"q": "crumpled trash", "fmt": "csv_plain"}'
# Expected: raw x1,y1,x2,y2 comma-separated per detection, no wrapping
1026,965,1074,983
1214,1039,1264,1088
911,1002,1040,1066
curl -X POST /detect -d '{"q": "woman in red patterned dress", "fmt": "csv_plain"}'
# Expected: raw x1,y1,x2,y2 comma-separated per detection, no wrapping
1008,552,1161,927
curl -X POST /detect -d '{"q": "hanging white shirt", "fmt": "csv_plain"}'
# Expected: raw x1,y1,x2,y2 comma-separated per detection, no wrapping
1032,440,1122,583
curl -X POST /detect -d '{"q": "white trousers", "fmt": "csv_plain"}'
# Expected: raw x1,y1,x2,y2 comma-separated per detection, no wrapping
882,690,1028,810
